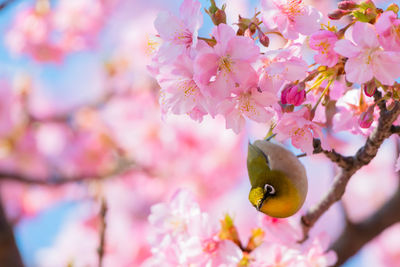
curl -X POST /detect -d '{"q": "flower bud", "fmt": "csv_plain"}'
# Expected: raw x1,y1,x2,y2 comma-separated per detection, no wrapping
362,81,377,97
328,9,350,20
281,84,306,106
359,106,374,128
258,30,270,47
237,15,258,36
205,1,226,25
218,214,241,247
338,1,358,10
213,9,227,25
246,228,265,251
386,3,399,13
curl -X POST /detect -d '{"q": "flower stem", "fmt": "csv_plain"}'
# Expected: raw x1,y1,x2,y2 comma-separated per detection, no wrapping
306,76,327,93
311,79,334,112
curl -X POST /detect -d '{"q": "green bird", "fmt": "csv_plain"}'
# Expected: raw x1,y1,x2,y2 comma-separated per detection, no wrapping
247,140,308,218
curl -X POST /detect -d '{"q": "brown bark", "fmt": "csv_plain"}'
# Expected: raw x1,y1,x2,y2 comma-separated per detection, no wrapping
0,196,24,267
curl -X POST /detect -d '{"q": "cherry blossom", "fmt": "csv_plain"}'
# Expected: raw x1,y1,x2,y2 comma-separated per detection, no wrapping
194,23,259,100
261,0,322,39
258,47,308,95
217,73,277,133
157,53,207,117
375,11,400,52
309,30,339,67
332,89,377,136
274,107,328,154
154,0,203,63
334,21,400,85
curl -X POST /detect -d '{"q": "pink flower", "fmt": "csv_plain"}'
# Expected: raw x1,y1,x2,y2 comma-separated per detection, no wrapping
250,243,303,266
52,0,107,52
274,108,328,154
259,48,308,95
309,30,339,67
148,189,201,244
217,73,277,133
154,0,203,63
194,24,260,100
375,11,400,52
261,0,322,40
259,215,302,246
358,105,375,129
5,8,64,62
332,89,377,136
334,21,400,85
302,233,338,267
157,54,207,117
281,84,306,106
147,189,243,266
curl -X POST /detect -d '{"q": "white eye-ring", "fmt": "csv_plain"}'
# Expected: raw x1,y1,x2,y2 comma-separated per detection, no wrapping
264,184,276,195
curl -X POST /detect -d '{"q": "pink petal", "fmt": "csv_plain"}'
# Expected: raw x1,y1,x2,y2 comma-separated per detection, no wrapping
375,11,396,35
372,51,400,86
212,24,236,53
193,52,219,85
334,39,361,58
345,56,373,84
154,12,184,41
294,6,322,36
180,0,203,35
227,36,259,62
352,21,379,48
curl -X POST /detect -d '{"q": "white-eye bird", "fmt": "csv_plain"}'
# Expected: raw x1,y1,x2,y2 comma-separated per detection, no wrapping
247,140,308,218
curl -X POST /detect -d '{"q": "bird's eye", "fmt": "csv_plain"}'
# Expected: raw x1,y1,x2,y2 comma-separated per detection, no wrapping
264,184,276,195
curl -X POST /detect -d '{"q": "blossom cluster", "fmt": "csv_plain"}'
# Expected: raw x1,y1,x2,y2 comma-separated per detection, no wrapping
150,0,400,154
144,189,337,266
5,0,117,62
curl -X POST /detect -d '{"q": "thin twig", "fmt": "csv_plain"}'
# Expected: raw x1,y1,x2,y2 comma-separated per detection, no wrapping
97,198,107,267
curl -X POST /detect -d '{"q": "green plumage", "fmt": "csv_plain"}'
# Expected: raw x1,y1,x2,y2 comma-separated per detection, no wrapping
246,140,308,218
247,143,270,188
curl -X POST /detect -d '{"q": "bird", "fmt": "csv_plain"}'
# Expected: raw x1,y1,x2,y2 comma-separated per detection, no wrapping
247,139,308,218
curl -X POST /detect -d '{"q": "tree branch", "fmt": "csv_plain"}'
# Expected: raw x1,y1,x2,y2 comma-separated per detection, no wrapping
0,159,139,186
301,100,400,241
0,195,24,267
312,139,354,169
331,184,400,266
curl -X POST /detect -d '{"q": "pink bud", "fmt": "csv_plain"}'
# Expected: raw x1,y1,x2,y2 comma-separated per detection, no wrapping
258,30,269,47
338,1,358,10
281,84,306,106
328,9,350,20
362,82,376,97
359,106,374,128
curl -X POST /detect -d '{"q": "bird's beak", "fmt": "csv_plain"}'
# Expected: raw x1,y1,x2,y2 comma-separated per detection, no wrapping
256,200,263,211
256,193,269,211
